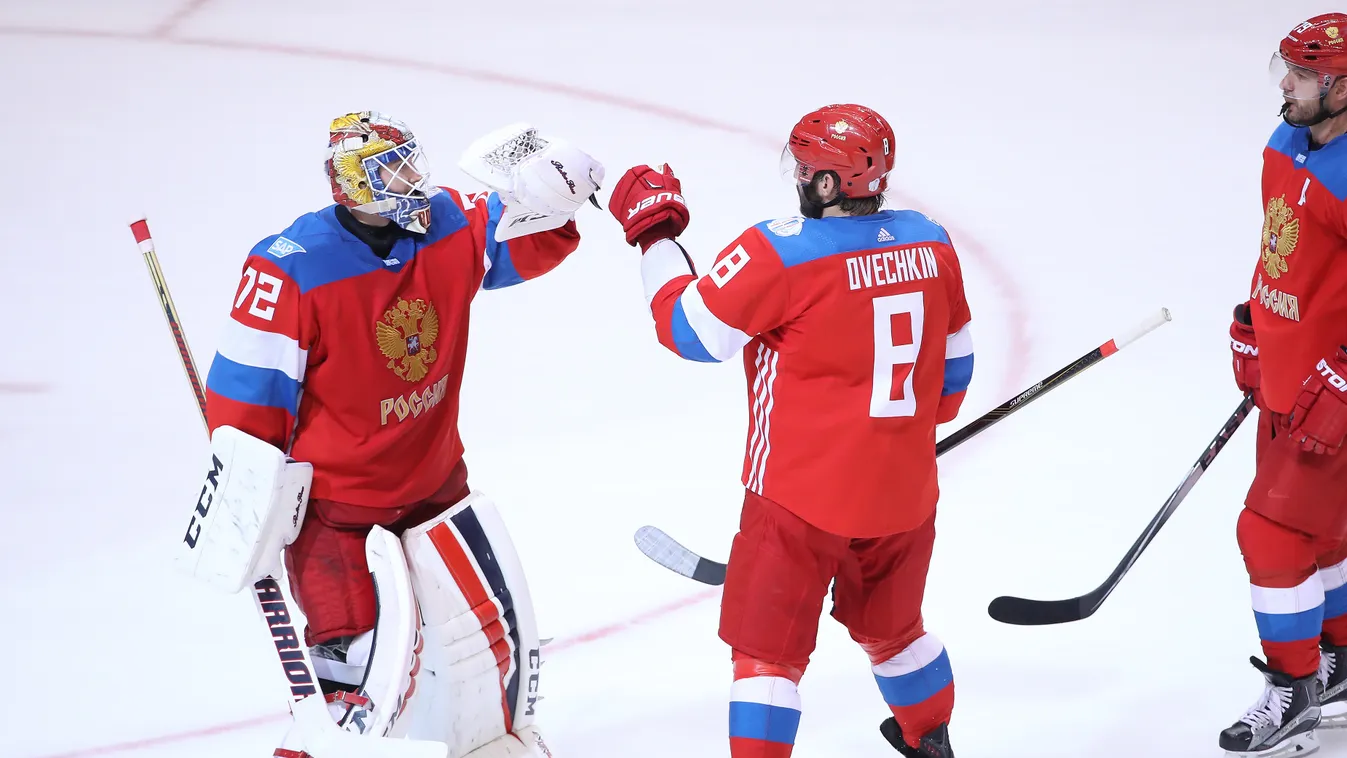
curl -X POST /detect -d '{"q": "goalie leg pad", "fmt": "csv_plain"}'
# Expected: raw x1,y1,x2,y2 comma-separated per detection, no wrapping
399,491,543,757
276,525,431,751
177,425,312,594
461,725,555,758
332,525,424,740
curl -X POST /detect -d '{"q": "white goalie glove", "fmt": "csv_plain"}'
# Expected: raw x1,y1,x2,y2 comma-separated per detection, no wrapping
458,123,604,242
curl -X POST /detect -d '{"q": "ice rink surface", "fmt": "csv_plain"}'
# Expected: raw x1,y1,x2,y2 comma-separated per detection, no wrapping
2,1,1340,756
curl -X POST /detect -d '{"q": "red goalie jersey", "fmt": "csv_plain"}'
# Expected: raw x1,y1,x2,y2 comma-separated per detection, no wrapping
642,211,973,538
204,188,580,509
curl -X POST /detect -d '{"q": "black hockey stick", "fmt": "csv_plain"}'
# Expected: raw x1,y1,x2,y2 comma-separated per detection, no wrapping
987,394,1256,626
635,308,1173,585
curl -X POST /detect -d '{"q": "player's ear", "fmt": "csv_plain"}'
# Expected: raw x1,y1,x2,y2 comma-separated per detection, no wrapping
1334,75,1347,102
815,172,839,202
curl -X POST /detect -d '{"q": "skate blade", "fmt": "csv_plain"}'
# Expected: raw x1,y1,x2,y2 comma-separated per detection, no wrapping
1318,700,1347,728
1225,730,1320,758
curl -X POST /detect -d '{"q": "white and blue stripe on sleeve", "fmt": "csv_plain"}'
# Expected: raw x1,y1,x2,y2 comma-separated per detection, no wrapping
642,239,752,364
205,319,307,415
481,193,523,290
669,284,753,363
943,322,974,396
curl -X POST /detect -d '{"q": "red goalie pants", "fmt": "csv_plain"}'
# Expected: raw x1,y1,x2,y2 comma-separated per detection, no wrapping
1241,411,1347,678
719,491,952,756
284,459,470,646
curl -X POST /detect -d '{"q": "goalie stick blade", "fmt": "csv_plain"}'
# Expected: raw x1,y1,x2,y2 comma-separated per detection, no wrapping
633,526,727,586
986,593,1098,626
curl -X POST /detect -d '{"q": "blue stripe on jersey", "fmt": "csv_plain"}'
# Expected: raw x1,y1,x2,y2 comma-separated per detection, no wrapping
874,649,954,707
1254,606,1325,643
728,701,801,745
1267,123,1347,202
482,193,524,289
1310,141,1347,202
756,210,952,269
206,353,302,415
669,298,718,362
1326,584,1347,621
259,194,470,293
1267,123,1303,162
943,354,974,396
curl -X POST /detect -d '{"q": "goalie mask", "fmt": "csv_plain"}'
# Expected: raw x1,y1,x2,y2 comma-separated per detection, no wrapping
326,112,437,234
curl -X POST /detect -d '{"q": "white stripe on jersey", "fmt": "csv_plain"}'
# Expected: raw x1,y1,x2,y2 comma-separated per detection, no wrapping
640,238,696,305
747,344,780,495
946,321,973,359
680,283,752,361
746,344,771,492
215,318,308,382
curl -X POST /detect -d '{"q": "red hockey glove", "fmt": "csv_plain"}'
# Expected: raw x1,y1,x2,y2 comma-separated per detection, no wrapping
1287,348,1347,455
607,164,690,251
1231,303,1264,409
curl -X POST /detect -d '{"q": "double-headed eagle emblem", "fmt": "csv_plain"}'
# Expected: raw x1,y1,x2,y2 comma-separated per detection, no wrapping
376,298,439,382
1261,196,1300,280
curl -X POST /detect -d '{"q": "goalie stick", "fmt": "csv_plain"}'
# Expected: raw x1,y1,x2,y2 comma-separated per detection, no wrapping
635,307,1173,585
986,393,1256,626
130,218,447,758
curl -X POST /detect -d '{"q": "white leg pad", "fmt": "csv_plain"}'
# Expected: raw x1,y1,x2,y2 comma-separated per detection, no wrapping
461,726,556,758
274,526,446,757
399,492,544,758
333,525,425,740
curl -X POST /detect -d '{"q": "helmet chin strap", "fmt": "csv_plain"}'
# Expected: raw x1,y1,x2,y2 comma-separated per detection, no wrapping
1282,80,1347,127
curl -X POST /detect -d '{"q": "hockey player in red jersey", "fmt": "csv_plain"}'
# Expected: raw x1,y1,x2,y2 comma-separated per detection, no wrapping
1222,14,1347,758
191,113,602,758
608,105,973,758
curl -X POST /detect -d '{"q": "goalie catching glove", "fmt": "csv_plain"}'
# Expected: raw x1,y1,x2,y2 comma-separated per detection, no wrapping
458,123,604,242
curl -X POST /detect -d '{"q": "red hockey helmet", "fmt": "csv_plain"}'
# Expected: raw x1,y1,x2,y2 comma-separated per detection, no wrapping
781,104,895,198
1280,14,1347,76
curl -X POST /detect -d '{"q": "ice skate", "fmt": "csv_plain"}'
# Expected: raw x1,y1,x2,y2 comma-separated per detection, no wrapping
880,718,953,758
1319,643,1347,728
1219,657,1320,757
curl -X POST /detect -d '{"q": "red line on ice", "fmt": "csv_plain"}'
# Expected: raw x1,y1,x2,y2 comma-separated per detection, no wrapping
35,590,722,758
0,382,49,394
3,20,1034,758
151,0,214,38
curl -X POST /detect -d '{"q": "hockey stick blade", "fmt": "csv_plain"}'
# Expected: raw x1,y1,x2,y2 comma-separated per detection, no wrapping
635,309,1172,585
987,394,1256,626
634,526,727,585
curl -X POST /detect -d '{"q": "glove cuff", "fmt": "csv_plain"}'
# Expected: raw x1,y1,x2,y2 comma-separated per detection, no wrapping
636,221,683,252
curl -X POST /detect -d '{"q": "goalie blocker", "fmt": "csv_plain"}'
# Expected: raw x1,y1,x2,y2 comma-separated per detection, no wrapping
178,426,552,758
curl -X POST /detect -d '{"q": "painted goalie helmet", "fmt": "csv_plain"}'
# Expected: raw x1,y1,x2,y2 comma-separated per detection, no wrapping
326,112,436,233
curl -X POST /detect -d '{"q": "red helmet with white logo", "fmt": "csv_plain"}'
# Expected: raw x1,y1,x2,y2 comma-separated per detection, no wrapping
1281,14,1347,76
782,104,895,199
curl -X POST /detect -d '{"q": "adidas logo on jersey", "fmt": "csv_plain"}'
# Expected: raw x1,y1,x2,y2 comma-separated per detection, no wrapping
877,228,895,243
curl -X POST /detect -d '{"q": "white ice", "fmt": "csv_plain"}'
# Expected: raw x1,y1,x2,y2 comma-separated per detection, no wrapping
0,1,1337,756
